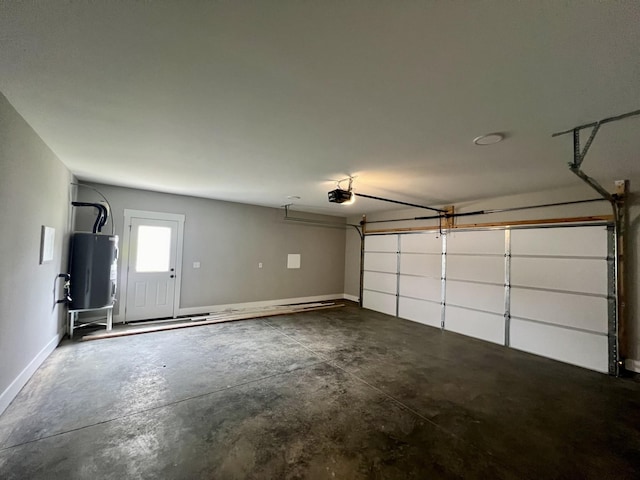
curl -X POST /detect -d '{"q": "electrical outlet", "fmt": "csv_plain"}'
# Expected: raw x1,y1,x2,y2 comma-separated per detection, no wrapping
193,262,200,268
258,262,263,269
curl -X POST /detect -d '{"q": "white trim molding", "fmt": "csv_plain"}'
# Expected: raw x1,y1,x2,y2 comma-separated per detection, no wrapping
625,358,640,374
343,294,360,303
177,294,346,317
0,334,61,416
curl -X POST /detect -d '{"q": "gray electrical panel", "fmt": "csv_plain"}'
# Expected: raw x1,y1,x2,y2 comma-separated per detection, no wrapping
69,233,118,310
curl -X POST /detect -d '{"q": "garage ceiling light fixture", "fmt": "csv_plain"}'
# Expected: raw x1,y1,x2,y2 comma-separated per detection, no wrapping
473,133,504,145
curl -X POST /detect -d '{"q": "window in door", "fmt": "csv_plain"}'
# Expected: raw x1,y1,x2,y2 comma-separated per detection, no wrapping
135,225,172,272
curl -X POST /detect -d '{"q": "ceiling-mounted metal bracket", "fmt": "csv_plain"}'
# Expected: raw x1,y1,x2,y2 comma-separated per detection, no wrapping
552,108,640,137
553,108,640,172
552,108,639,207
570,123,600,169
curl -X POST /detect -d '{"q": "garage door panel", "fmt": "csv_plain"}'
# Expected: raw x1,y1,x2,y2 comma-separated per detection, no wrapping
363,290,396,316
364,226,611,374
511,257,607,295
398,297,441,328
511,288,607,333
399,253,441,277
363,271,397,294
365,235,398,252
446,280,504,314
400,233,441,253
445,306,505,345
447,256,504,284
364,252,397,273
511,226,607,257
510,319,608,373
446,230,505,254
399,275,441,302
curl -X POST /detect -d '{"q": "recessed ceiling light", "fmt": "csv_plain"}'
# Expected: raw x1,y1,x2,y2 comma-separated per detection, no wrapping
287,195,301,200
473,133,504,146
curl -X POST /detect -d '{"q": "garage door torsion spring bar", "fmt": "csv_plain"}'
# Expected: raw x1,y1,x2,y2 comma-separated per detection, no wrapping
364,197,606,225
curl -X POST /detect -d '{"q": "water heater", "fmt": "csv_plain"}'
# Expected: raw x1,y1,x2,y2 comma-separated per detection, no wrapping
69,233,118,310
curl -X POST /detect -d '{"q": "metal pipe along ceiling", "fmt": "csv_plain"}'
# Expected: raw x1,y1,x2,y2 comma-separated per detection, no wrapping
282,205,363,239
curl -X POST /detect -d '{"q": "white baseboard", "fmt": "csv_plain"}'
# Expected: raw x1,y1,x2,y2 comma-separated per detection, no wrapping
625,358,640,374
177,294,347,317
343,294,360,303
0,333,61,416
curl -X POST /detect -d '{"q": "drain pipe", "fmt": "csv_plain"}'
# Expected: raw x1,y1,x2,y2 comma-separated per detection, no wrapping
553,109,639,375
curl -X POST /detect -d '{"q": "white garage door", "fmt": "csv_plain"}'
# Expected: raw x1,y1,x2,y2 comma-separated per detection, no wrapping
398,233,442,328
509,226,610,373
362,235,398,316
444,230,506,345
361,224,614,373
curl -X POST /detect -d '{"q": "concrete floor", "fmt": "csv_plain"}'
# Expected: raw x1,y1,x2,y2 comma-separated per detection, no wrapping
1,305,639,479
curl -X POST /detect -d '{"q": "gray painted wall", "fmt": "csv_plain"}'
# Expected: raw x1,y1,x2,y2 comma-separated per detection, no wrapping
76,184,346,316
344,183,640,368
0,92,72,414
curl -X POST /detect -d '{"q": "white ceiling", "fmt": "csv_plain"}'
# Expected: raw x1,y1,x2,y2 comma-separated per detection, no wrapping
1,1,639,215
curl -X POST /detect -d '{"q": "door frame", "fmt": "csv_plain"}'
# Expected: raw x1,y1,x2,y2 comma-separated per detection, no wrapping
119,209,185,323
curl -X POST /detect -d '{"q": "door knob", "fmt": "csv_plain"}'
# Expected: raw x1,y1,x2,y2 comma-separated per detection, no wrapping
170,274,175,278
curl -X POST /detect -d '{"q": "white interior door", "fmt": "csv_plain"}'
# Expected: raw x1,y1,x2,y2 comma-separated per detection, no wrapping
125,217,179,321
